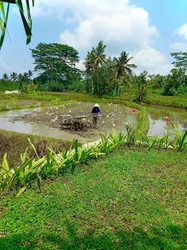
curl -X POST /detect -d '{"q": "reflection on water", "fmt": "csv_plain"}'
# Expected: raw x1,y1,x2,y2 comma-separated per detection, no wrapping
147,106,187,136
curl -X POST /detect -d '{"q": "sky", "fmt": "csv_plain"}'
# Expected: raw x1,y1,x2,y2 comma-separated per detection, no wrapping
1,0,187,77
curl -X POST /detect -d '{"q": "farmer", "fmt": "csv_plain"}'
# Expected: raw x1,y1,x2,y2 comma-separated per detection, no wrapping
91,103,102,127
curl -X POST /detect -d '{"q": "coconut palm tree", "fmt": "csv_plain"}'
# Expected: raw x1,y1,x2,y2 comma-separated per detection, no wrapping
114,51,137,80
27,70,33,80
10,72,18,82
85,41,106,73
3,73,9,81
0,0,34,49
85,41,106,94
92,41,106,69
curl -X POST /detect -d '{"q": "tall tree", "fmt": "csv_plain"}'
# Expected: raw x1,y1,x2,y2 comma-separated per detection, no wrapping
31,43,80,90
2,73,9,81
27,70,33,80
10,72,17,82
85,41,106,94
114,51,137,80
171,52,187,72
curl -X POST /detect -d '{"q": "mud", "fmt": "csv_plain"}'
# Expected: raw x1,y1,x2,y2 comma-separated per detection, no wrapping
10,102,138,142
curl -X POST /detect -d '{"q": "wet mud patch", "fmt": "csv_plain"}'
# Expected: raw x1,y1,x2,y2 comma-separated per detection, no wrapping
0,102,138,142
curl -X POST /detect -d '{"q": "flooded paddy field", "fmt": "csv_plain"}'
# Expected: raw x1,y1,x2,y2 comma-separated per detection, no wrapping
0,102,138,143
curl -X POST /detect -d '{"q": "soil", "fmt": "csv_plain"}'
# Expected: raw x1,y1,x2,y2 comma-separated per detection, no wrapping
11,102,138,139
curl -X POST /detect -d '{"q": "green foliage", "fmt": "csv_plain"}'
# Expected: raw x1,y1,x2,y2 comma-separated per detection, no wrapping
84,42,136,95
148,74,166,89
31,43,82,92
146,92,187,108
0,0,34,49
134,71,148,103
1,126,187,195
0,71,33,93
27,82,37,93
173,125,187,152
162,68,186,96
84,41,106,94
37,80,66,92
177,84,187,95
136,106,149,138
0,80,20,91
114,51,137,79
171,51,187,71
0,131,126,194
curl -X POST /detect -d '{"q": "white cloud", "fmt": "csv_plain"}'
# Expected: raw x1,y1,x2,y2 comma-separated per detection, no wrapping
34,0,159,54
59,0,159,55
177,24,187,40
12,0,170,75
170,42,187,51
76,60,85,71
133,47,173,75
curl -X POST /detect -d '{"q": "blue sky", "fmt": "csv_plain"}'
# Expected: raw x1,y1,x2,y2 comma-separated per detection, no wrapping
1,0,187,77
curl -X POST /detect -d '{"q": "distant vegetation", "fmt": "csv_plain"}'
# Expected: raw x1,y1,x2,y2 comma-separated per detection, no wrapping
1,41,187,101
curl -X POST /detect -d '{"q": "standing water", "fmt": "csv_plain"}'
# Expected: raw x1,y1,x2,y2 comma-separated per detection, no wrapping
147,106,187,136
0,102,138,143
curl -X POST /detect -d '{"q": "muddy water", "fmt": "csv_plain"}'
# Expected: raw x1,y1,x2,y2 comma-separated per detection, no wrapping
147,106,187,136
0,102,138,143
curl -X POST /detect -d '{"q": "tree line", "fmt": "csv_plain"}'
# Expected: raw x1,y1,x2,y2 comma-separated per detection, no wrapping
1,41,187,100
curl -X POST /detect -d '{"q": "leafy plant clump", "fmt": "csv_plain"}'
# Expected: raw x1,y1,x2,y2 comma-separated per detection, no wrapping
0,126,186,196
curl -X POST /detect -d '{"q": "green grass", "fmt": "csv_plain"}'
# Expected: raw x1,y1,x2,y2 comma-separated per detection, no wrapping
145,93,187,109
1,89,186,112
119,89,187,109
0,148,187,249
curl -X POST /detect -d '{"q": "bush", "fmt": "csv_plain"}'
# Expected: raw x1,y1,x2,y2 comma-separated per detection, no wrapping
162,85,177,96
134,71,148,103
177,85,187,95
37,81,66,92
0,80,20,91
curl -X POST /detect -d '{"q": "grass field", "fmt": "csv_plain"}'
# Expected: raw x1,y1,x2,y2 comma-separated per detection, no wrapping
0,148,187,249
0,90,187,112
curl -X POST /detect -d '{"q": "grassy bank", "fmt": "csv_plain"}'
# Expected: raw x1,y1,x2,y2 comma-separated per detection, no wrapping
145,93,187,109
0,130,70,164
1,90,187,112
0,148,187,249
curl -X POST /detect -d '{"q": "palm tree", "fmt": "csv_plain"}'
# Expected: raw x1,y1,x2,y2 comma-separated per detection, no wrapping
3,73,9,81
92,41,106,69
27,70,33,80
23,72,29,82
18,73,24,82
85,41,106,73
85,41,106,94
114,51,137,80
10,72,18,82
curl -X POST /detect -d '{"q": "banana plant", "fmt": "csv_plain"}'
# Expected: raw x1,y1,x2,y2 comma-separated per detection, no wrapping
0,0,34,49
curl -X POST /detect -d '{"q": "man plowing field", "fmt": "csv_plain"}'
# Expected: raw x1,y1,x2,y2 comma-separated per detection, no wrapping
91,104,102,127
